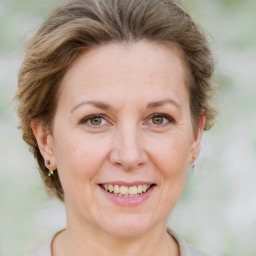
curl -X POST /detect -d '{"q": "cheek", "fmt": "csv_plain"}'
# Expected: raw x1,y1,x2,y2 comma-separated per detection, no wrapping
53,133,109,188
150,134,191,177
151,137,190,213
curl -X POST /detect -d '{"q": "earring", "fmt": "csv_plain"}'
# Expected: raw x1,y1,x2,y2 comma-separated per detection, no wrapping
191,163,195,172
45,160,54,176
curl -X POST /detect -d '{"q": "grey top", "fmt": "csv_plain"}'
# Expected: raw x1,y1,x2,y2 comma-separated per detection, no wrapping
22,229,217,256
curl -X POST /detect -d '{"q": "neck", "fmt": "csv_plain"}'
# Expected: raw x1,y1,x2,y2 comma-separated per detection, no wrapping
52,219,179,256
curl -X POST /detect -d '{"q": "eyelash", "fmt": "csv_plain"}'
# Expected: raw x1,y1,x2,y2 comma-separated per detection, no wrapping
148,113,176,126
80,114,108,127
79,113,176,127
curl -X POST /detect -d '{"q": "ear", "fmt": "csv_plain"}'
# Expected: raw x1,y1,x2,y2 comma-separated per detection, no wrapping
188,115,205,165
31,120,57,170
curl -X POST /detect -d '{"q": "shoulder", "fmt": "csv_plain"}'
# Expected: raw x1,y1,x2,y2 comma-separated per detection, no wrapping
21,229,219,256
167,228,219,256
20,237,52,256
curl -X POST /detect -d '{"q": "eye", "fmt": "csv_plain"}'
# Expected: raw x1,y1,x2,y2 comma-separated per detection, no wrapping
90,116,103,125
148,113,175,126
80,114,108,127
152,115,165,125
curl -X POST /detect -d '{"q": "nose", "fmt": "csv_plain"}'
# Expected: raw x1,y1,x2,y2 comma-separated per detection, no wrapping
109,124,148,170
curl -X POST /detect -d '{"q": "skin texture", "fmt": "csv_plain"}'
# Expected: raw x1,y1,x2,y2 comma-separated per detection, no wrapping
32,41,205,256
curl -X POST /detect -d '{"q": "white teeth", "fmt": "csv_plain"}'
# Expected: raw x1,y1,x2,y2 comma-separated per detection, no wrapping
137,185,143,193
102,184,153,196
142,184,148,192
114,185,119,193
129,186,137,195
108,184,114,192
120,185,128,194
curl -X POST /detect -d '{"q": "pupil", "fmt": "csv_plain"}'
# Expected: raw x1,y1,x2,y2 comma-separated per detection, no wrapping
91,117,101,125
153,116,163,124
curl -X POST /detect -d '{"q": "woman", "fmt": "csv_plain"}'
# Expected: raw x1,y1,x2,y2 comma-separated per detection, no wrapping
16,0,218,255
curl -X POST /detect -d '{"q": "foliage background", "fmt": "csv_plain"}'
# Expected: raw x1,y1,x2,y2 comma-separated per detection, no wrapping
0,0,255,255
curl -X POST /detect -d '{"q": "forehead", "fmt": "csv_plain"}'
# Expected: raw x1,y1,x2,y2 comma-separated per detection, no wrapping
58,41,189,108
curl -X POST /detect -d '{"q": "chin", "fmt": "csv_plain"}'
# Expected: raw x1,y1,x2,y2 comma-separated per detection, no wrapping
98,212,160,238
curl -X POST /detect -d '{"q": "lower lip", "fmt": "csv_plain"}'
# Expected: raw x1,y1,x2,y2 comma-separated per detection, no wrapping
99,185,156,206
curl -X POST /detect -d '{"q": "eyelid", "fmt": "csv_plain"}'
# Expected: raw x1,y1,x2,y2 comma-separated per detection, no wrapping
146,113,176,125
79,114,109,126
79,113,175,127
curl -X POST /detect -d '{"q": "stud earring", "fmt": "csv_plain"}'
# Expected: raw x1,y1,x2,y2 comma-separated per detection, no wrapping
45,160,54,176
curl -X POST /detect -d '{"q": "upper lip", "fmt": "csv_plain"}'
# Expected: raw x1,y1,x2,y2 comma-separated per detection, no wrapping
99,181,155,186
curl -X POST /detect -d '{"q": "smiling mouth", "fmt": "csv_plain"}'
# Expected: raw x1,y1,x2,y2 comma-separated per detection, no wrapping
100,184,156,197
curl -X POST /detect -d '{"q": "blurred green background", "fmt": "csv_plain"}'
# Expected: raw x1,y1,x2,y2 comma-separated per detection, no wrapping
0,0,256,255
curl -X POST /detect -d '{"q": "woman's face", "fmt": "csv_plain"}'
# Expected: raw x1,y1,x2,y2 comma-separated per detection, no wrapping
40,42,203,237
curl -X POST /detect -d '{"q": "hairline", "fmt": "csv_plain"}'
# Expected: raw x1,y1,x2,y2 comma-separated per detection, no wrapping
48,40,197,135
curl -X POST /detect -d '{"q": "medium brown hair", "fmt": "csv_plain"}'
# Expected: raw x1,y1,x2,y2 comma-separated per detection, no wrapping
15,0,217,201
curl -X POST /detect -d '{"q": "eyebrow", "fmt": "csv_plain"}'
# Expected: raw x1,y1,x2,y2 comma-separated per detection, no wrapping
71,100,113,113
71,98,181,113
146,99,181,109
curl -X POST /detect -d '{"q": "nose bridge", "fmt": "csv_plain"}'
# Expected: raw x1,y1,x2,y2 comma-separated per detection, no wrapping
110,120,147,169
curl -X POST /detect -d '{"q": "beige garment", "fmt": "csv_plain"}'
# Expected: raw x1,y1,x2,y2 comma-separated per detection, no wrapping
22,228,218,256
